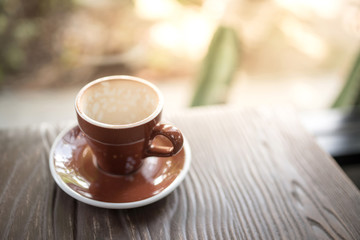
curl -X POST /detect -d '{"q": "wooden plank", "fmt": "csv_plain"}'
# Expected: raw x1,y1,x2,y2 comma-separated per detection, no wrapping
0,107,359,239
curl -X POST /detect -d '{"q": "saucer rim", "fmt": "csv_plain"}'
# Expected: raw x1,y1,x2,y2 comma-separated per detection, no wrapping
49,123,191,209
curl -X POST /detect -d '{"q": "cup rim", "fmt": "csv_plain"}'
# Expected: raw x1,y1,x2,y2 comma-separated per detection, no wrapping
75,75,164,129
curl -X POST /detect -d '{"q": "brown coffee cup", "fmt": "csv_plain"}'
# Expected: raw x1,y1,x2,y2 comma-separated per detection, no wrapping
75,75,184,175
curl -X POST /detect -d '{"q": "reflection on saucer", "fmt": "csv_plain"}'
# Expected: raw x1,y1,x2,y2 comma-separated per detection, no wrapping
50,125,189,207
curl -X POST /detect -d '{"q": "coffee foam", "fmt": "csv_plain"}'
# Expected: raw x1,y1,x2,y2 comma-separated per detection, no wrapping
78,79,159,125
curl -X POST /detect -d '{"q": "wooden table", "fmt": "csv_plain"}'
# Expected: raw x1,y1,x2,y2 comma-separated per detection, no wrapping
1,106,359,239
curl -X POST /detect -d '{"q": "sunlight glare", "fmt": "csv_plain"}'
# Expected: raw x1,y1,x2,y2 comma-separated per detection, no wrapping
281,17,328,60
134,0,180,20
150,22,181,50
274,0,341,18
149,11,214,60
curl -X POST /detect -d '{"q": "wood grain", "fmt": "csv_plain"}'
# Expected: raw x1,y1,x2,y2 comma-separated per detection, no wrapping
0,107,359,239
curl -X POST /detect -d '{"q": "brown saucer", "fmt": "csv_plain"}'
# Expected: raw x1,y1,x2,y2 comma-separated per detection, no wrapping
50,125,190,207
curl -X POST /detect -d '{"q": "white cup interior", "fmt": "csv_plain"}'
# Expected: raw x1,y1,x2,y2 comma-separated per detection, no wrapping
76,77,161,126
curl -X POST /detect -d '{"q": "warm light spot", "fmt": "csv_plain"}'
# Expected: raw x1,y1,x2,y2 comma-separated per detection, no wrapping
149,10,214,60
149,22,181,50
202,0,229,21
274,0,341,18
134,0,180,20
181,12,214,59
280,17,328,60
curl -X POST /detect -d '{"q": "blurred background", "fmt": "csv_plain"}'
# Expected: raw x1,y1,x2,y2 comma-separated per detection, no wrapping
0,0,359,127
1,0,360,186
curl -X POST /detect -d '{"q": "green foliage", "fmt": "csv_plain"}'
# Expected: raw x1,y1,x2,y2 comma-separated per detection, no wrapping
0,15,8,34
333,50,360,108
5,44,25,70
14,21,39,44
191,25,240,107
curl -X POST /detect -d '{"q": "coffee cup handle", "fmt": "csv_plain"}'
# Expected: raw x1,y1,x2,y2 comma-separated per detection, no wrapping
145,124,184,157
